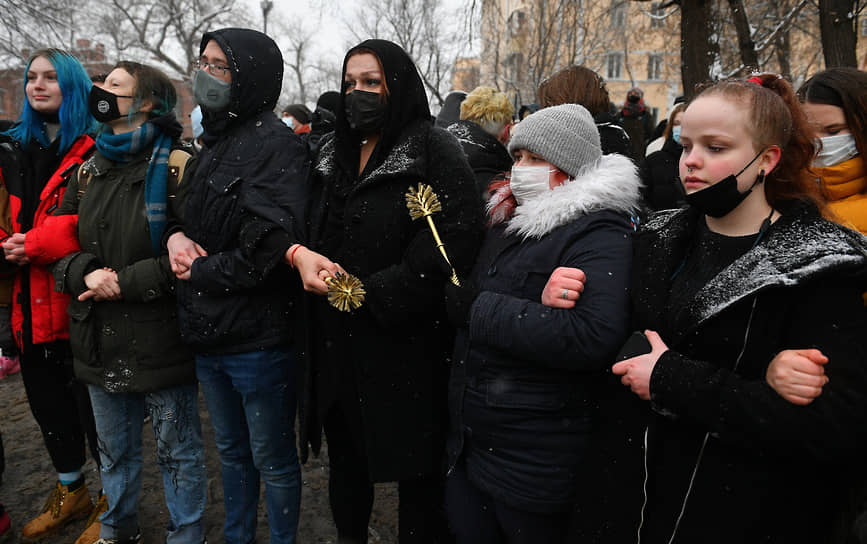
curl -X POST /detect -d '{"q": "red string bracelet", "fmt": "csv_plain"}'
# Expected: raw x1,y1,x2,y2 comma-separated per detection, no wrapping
289,244,303,268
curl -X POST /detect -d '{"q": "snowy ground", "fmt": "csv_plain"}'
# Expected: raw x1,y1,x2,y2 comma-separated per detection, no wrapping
0,371,399,543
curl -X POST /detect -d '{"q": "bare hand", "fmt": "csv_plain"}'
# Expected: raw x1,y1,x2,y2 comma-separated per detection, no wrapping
79,268,121,301
541,267,586,308
766,348,829,406
167,231,207,280
611,330,669,401
288,245,342,295
2,233,29,265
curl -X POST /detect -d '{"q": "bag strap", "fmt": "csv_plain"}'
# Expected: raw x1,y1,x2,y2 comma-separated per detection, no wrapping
167,149,192,188
77,148,192,201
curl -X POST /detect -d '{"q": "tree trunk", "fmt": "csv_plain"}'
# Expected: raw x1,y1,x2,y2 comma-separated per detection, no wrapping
726,0,759,74
680,0,718,98
818,0,857,67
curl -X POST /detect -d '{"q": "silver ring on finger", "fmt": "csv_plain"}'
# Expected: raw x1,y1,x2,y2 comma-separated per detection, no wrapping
561,288,569,300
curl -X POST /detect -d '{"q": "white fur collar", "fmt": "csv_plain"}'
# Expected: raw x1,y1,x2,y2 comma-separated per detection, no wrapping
489,153,642,239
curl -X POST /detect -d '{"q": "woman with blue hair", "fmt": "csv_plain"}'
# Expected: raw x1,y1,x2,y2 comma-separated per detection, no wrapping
0,48,101,543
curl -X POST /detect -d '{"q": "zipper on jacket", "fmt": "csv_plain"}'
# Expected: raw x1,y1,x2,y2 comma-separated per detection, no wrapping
663,296,759,544
637,425,649,544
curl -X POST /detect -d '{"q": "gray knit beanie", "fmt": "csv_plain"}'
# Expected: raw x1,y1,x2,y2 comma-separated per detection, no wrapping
508,103,601,178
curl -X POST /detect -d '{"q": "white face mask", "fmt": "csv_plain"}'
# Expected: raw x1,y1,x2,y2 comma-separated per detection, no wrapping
813,133,858,167
510,165,553,205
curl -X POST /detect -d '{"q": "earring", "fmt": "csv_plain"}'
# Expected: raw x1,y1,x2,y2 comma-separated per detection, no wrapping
756,169,766,183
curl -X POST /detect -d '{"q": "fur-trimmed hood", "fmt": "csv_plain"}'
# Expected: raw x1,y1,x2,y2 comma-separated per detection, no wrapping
488,153,641,239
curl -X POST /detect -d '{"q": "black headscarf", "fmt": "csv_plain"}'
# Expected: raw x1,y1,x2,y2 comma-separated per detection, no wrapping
198,28,283,144
333,39,431,177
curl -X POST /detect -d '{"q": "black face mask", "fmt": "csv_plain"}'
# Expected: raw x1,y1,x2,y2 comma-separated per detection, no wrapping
685,151,765,218
89,85,134,123
627,94,640,104
344,90,388,134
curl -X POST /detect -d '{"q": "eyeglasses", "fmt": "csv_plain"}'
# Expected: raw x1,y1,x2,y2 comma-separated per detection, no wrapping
194,59,230,77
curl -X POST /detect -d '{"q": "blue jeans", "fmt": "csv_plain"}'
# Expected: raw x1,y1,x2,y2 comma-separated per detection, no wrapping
88,384,205,544
196,348,301,544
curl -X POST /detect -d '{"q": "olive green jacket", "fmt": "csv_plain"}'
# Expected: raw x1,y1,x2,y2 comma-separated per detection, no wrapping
52,145,196,392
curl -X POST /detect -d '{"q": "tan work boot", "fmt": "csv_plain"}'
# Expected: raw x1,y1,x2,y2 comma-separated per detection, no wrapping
75,491,108,544
21,481,93,541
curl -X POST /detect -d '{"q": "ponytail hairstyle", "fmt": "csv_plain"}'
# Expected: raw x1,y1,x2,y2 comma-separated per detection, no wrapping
3,48,97,155
798,67,867,160
695,73,822,210
113,61,177,120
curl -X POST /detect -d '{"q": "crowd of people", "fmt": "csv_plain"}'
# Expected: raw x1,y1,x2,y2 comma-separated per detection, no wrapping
0,24,866,544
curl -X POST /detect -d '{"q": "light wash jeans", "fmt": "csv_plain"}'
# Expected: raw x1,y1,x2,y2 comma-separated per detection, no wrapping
88,384,205,544
196,348,301,544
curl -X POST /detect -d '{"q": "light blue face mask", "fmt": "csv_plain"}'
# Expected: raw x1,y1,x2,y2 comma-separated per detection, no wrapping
193,69,231,111
671,125,682,145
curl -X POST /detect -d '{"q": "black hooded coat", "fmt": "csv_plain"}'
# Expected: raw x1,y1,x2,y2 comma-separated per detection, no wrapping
299,40,485,482
641,135,686,211
174,28,309,354
445,120,512,198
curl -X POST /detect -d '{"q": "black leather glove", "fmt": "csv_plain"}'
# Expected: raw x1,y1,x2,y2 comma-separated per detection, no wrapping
444,279,478,328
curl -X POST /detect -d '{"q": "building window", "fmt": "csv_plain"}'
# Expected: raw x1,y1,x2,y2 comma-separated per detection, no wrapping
607,53,623,79
861,17,867,36
648,55,663,80
611,2,626,28
650,2,663,29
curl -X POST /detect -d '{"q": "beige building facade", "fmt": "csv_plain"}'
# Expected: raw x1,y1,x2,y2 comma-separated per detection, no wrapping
464,0,867,126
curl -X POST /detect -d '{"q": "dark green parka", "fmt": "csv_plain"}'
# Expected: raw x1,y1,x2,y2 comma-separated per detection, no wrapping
51,144,195,393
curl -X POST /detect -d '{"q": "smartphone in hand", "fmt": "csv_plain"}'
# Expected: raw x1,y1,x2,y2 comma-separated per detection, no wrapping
616,331,652,361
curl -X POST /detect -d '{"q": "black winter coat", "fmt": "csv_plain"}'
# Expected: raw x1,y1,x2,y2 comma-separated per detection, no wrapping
641,136,685,211
612,203,867,544
595,111,632,158
301,119,485,482
175,111,309,354
445,120,512,198
447,153,641,514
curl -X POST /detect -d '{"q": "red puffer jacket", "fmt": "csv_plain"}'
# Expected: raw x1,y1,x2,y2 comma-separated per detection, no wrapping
0,135,92,347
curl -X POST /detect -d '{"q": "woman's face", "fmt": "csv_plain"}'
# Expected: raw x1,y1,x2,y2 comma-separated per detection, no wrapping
344,53,384,95
671,111,684,127
513,149,568,189
802,101,849,138
679,95,766,195
102,67,138,119
26,56,62,115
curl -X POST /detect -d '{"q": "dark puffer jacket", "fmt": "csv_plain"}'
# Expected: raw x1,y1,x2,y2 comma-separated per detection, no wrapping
447,153,641,514
175,28,309,354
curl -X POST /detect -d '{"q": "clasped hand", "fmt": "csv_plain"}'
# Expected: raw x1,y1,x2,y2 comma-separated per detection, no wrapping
80,268,121,301
611,331,669,401
167,232,208,280
1,233,29,265
287,244,344,296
